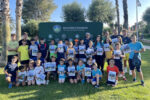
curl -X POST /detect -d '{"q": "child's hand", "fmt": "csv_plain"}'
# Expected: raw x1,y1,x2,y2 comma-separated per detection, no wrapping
8,74,12,77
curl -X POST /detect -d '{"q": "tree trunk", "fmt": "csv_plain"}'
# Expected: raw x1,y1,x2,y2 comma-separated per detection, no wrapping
16,0,23,41
115,0,120,35
1,0,11,65
123,0,128,30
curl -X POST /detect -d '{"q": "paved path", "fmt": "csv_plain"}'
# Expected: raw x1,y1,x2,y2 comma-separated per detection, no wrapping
144,45,150,50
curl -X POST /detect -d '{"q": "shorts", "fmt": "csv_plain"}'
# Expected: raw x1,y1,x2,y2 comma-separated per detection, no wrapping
107,80,116,85
87,76,92,79
59,78,65,82
129,59,141,72
21,60,29,64
123,53,129,61
45,71,57,78
92,77,101,82
68,76,76,79
115,59,123,72
78,54,86,59
5,74,16,82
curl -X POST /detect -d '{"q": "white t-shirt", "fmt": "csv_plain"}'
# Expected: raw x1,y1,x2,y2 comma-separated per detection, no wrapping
30,45,38,56
18,71,27,82
79,45,86,54
27,69,35,81
113,50,122,59
34,66,45,84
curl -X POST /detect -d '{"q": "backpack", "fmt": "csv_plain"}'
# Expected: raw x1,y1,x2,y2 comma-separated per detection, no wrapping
132,53,141,67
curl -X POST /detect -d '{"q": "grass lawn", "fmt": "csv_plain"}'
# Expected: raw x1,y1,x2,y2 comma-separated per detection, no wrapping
0,51,150,100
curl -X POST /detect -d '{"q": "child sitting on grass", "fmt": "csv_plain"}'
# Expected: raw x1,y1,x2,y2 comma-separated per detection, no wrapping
16,66,27,87
4,56,18,88
107,59,119,87
92,63,102,88
77,60,85,84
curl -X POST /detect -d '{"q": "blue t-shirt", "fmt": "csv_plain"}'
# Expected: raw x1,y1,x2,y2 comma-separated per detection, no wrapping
58,64,66,78
128,42,144,59
77,64,85,72
92,69,102,77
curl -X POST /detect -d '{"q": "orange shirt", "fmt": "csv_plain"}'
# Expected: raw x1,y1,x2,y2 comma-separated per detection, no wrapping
107,65,119,80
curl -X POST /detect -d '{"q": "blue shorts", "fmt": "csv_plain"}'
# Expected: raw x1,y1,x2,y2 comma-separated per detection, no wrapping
92,77,101,82
129,59,141,72
5,74,16,82
87,76,92,79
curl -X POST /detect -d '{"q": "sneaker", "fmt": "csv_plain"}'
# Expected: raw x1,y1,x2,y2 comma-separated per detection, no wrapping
46,80,49,85
141,81,145,86
118,74,123,78
133,78,136,82
124,67,127,73
129,70,132,75
123,77,127,81
8,83,12,88
81,79,85,84
95,85,99,88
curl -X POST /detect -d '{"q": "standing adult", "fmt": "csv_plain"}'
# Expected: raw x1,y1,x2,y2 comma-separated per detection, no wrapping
19,32,31,46
128,35,145,86
7,34,19,63
84,32,91,48
122,29,132,74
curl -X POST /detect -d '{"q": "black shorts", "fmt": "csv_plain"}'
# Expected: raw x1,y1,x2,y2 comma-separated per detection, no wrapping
5,74,16,82
107,80,116,85
68,76,77,79
129,59,141,72
21,60,29,65
115,59,123,72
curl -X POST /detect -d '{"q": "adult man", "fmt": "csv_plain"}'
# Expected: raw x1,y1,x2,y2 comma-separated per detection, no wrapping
128,35,145,86
84,32,91,48
122,29,132,74
19,32,31,46
7,34,19,62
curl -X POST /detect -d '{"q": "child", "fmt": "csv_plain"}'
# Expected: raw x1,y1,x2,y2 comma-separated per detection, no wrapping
44,56,57,85
85,57,93,83
4,56,18,88
67,59,77,84
77,60,85,83
18,40,29,67
86,40,95,59
57,58,66,84
27,60,35,86
38,38,48,60
16,66,27,87
34,60,46,85
78,39,86,62
104,37,113,64
57,40,65,62
66,42,76,60
95,35,105,73
113,43,126,80
92,63,102,88
29,39,38,59
73,39,79,63
49,40,57,59
107,59,119,87
32,52,45,65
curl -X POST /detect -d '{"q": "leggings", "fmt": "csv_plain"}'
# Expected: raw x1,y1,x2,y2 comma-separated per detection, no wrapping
95,55,105,71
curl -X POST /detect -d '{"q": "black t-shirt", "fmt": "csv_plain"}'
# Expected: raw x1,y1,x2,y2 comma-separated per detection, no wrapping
111,35,123,39
4,63,18,77
122,36,131,44
19,39,31,46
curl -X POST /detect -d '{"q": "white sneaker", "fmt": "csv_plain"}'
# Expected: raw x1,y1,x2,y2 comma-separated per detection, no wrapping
124,67,128,73
129,70,132,75
46,80,49,85
118,74,123,78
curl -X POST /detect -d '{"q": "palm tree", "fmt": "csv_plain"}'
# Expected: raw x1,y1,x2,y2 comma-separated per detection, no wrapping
1,0,11,64
123,0,128,29
16,0,23,41
115,0,120,34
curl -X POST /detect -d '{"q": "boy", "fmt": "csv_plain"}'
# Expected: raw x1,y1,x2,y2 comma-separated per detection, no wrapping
18,40,29,67
49,40,57,59
92,63,102,88
32,52,45,65
29,39,38,59
107,59,119,87
4,56,18,88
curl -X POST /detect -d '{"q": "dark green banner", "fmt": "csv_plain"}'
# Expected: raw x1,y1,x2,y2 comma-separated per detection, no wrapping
39,22,103,43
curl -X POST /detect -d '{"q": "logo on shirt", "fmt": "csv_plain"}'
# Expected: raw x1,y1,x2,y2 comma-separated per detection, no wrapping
53,25,61,33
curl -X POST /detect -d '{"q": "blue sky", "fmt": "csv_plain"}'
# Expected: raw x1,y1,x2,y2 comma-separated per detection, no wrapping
10,0,150,27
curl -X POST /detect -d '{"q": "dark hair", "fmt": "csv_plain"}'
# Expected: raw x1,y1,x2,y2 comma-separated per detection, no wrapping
94,35,103,47
40,38,44,40
12,56,18,60
19,66,25,70
30,38,35,41
92,62,98,67
60,58,65,62
23,32,28,35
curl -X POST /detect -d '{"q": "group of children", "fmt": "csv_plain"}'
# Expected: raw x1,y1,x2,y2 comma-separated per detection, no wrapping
4,34,134,88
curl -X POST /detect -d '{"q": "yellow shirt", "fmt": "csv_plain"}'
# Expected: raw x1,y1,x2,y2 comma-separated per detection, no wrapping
105,45,113,59
18,45,29,61
8,41,19,55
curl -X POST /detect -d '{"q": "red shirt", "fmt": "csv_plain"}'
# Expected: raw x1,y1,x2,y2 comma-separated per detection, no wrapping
107,65,119,80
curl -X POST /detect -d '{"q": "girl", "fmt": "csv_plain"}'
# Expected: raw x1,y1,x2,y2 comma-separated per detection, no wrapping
78,39,86,62
27,60,35,86
86,40,95,60
85,57,93,83
66,42,76,60
67,59,77,84
92,63,102,88
77,60,85,84
113,43,126,80
16,66,27,87
57,40,65,62
57,58,66,84
107,59,119,87
49,40,57,60
34,60,46,85
94,35,105,73
73,39,79,64
104,37,113,64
